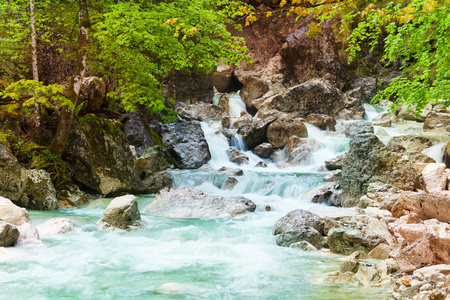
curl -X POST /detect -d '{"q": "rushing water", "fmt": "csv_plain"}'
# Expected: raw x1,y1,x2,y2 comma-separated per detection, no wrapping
2,100,414,300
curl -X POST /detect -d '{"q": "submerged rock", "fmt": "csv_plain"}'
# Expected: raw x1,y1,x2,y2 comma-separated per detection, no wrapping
161,121,211,169
36,218,75,235
223,177,238,190
97,195,146,231
145,187,256,218
214,167,244,176
311,183,340,204
228,148,249,165
254,143,273,158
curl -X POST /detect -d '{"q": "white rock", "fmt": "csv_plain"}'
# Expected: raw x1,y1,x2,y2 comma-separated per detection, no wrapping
36,218,75,235
421,163,447,193
16,222,43,247
0,196,30,226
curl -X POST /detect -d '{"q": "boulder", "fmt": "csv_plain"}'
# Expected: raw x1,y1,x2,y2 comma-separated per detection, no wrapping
135,146,174,175
214,167,244,176
323,170,342,183
80,76,107,112
423,112,450,132
168,72,214,104
228,148,249,165
359,182,401,209
276,226,326,249
267,118,308,149
218,94,230,114
0,221,20,247
25,169,58,210
124,110,164,157
286,138,321,165
421,163,447,193
223,177,238,190
345,76,378,104
273,209,324,236
36,218,75,235
232,112,252,129
367,243,392,260
0,196,30,225
176,102,228,122
141,170,173,194
392,191,450,222
311,183,340,204
16,222,42,246
97,195,146,231
289,240,318,251
344,121,374,138
326,227,387,255
254,143,274,158
161,121,211,169
397,103,432,122
146,187,256,218
211,63,237,93
306,114,336,131
325,154,345,170
396,219,450,272
372,112,393,127
239,76,269,109
237,116,277,149
364,217,398,247
387,135,433,153
57,183,88,208
65,114,143,196
0,144,28,207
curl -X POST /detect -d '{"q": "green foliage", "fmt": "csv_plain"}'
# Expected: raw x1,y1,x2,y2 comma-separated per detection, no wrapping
0,79,73,114
90,0,251,121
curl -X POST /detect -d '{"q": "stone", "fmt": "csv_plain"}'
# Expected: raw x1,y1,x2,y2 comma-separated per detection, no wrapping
0,196,30,226
25,169,58,211
214,167,244,176
232,112,252,129
176,102,228,122
311,183,340,204
421,163,447,193
372,113,392,127
65,114,143,196
254,143,273,158
237,116,277,149
221,115,231,128
57,184,88,208
330,190,343,207
266,118,308,149
0,144,28,207
161,121,211,169
392,191,450,222
325,154,345,171
124,110,165,157
97,195,146,231
276,226,326,249
261,205,272,212
0,221,19,247
135,146,174,175
168,72,214,104
362,182,402,208
289,240,318,251
368,243,392,260
80,76,107,112
228,148,249,165
16,222,42,246
344,121,374,138
413,265,450,282
273,209,324,236
352,259,397,287
145,187,256,218
223,177,238,190
324,271,355,284
340,259,359,273
141,170,173,194
36,218,75,235
423,112,450,132
285,138,321,165
326,227,387,255
285,135,300,155
211,63,236,93
306,114,336,131
346,76,378,104
387,135,433,153
397,104,431,122
255,161,267,168
365,217,398,246
239,76,269,109
323,170,342,183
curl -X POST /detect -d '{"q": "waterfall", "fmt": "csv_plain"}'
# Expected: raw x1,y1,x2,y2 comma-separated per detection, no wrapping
423,142,446,163
229,93,247,118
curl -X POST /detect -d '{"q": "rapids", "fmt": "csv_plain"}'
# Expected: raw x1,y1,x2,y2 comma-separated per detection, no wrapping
5,98,438,299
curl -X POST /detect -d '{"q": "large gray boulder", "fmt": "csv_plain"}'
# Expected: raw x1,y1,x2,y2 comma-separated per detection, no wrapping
124,110,164,157
327,227,387,255
145,187,256,218
161,121,211,169
0,144,28,207
237,116,277,149
0,221,20,247
176,102,228,122
387,135,433,153
266,118,308,149
273,209,324,236
65,114,143,196
135,146,174,175
97,195,146,231
25,169,58,211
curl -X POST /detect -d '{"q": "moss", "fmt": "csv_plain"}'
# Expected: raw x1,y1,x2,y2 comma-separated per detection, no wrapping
78,114,124,144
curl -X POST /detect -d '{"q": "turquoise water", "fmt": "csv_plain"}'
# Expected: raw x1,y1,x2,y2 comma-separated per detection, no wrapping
0,170,389,300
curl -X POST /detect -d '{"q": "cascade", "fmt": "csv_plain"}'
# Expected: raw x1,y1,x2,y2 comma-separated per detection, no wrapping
228,93,247,118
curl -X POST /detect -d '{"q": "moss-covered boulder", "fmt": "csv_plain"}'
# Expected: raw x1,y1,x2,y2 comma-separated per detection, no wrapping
64,114,142,196
25,169,58,210
0,144,29,207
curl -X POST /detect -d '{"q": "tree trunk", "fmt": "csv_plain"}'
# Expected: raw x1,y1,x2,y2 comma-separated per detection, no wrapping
30,0,41,128
49,0,90,156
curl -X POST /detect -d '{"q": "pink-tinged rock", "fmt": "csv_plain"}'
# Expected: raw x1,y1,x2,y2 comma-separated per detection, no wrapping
392,191,450,222
413,264,450,281
421,163,447,193
396,220,450,273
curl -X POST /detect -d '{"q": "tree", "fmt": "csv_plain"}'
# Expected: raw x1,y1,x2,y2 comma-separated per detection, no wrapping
30,0,41,127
